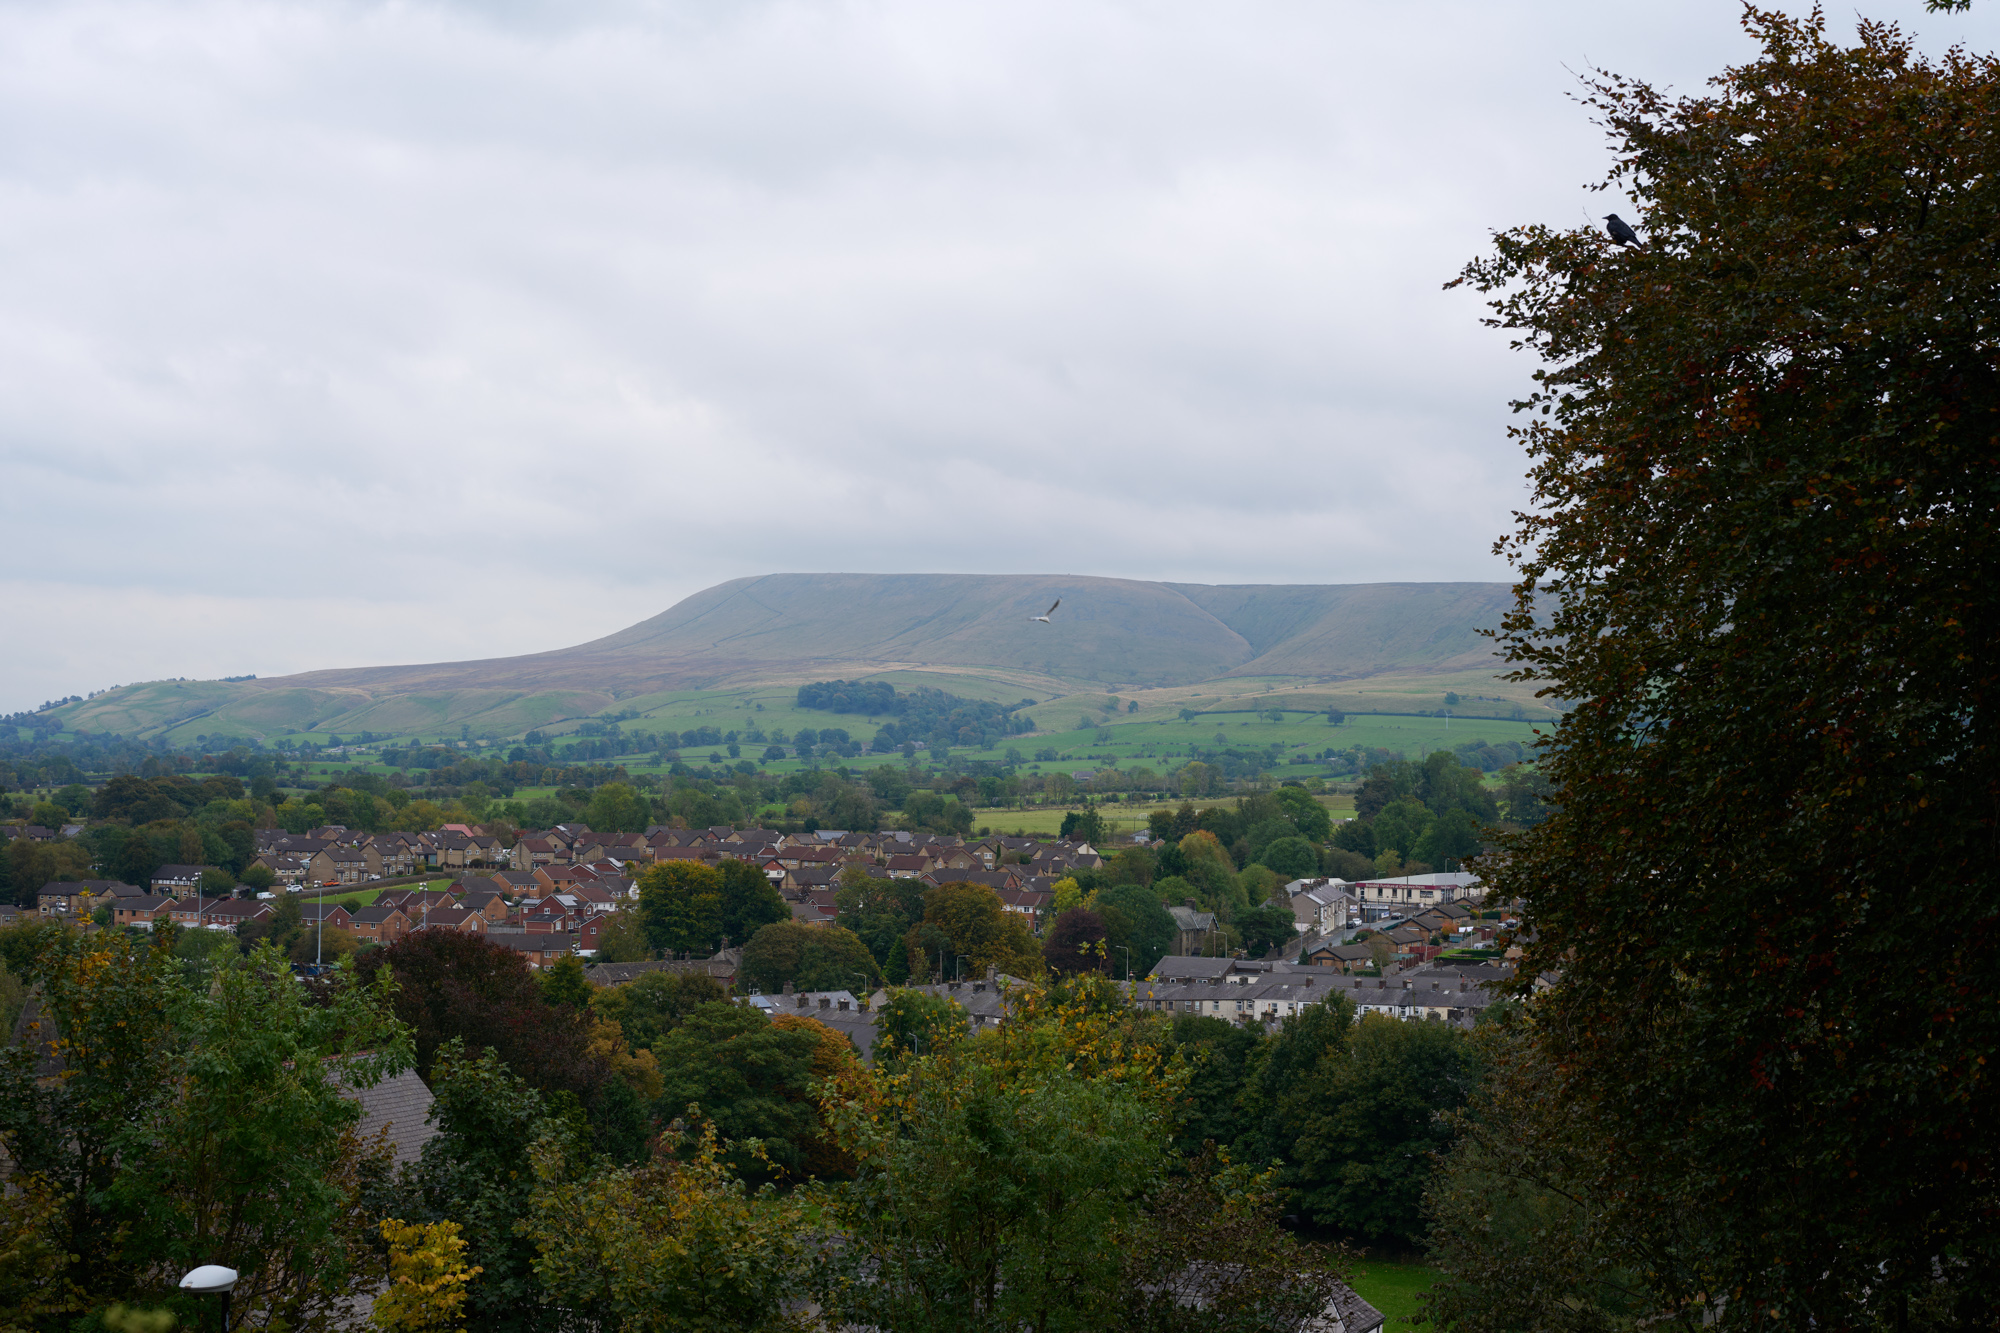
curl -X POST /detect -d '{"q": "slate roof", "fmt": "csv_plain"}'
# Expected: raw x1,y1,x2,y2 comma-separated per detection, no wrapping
1329,1282,1386,1333
344,1068,439,1167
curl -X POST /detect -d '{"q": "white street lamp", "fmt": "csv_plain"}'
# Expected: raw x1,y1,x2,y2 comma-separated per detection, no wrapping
179,1264,238,1331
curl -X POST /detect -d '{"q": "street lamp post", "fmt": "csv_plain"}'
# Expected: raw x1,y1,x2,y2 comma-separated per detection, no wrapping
955,954,969,982
1119,946,1132,982
179,1264,238,1331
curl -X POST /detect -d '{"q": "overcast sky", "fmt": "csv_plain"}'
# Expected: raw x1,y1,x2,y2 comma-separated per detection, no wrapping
1,0,1990,712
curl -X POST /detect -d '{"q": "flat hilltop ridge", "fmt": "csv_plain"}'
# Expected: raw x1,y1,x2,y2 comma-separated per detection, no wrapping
49,572,1521,742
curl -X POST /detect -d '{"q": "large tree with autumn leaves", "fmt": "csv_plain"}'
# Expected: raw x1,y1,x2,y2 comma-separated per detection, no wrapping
1433,7,2000,1327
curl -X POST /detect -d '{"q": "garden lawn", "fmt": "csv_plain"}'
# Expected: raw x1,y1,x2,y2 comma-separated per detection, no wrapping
1344,1258,1437,1326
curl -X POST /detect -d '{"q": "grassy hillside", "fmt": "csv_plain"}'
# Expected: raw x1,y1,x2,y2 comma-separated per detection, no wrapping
43,573,1527,744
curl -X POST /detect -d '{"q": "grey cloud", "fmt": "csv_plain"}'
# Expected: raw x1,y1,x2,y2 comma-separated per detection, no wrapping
0,0,1988,708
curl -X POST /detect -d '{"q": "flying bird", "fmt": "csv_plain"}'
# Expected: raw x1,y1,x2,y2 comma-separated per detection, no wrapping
1031,598,1061,623
1604,214,1641,248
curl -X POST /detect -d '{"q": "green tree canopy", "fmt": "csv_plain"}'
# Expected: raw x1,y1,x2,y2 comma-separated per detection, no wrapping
637,858,789,957
739,921,881,995
1449,8,2000,1318
582,781,651,834
0,927,409,1326
1092,882,1176,979
914,882,1042,979
590,969,727,1050
1255,835,1318,880
649,1002,825,1183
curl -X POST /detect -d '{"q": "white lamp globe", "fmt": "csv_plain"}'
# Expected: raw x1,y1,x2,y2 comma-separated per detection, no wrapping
178,1265,239,1294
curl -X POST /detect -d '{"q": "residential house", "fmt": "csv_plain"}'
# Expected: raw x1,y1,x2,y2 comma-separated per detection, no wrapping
370,834,423,877
533,863,587,892
489,933,578,969
1166,900,1220,957
782,865,842,895
585,955,735,989
492,870,540,896
114,896,178,930
511,837,559,871
151,865,212,894
920,868,1022,893
1285,878,1355,935
1301,942,1377,974
37,885,82,916
789,895,836,927
996,887,1051,919
250,855,308,887
347,905,413,945
460,889,512,924
307,847,379,885
412,906,486,935
576,913,619,954
298,902,358,934
65,881,144,913
199,900,276,931
343,1067,439,1168
165,896,238,930
434,833,480,871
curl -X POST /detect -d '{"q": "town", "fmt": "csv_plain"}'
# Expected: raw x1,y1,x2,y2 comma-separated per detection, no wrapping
7,801,1522,1042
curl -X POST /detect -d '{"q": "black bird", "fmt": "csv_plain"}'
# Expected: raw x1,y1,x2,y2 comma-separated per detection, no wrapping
1604,213,1641,248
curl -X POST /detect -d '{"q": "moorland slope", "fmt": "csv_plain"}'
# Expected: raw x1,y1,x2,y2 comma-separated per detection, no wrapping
49,573,1517,742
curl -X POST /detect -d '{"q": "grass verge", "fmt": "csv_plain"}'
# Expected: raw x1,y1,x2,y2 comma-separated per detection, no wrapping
1345,1257,1437,1326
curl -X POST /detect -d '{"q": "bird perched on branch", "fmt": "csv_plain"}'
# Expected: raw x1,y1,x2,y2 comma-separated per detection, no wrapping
1031,598,1061,623
1604,213,1642,248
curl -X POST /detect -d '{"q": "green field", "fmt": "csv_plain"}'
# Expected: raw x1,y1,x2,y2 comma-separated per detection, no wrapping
42,574,1548,746
285,878,453,909
1345,1257,1438,1325
260,704,1539,795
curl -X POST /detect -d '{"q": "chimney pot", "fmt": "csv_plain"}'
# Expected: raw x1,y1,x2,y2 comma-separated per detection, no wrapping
783,980,794,995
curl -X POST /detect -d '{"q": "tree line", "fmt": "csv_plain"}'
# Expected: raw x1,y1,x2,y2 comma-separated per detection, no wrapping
0,916,1479,1331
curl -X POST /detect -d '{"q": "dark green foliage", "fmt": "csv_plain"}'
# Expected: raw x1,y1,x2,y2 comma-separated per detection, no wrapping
353,931,627,1157
1090,882,1176,978
1163,1015,1262,1157
902,789,974,836
581,781,651,833
649,1002,824,1182
1448,10,2000,1318
1282,1016,1475,1244
1234,900,1298,958
395,1043,591,1333
1495,763,1552,826
1042,907,1109,974
1243,1000,1474,1245
540,955,593,1009
0,928,408,1327
834,873,926,983
718,857,791,945
1255,835,1317,880
1272,785,1332,841
636,858,787,957
796,679,1037,751
593,969,727,1050
870,987,967,1064
739,921,881,994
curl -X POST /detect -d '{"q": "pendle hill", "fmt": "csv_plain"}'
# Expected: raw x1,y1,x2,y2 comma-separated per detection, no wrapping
46,573,1548,745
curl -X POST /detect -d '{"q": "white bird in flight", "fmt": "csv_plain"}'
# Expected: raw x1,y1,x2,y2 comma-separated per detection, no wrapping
1031,598,1061,623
